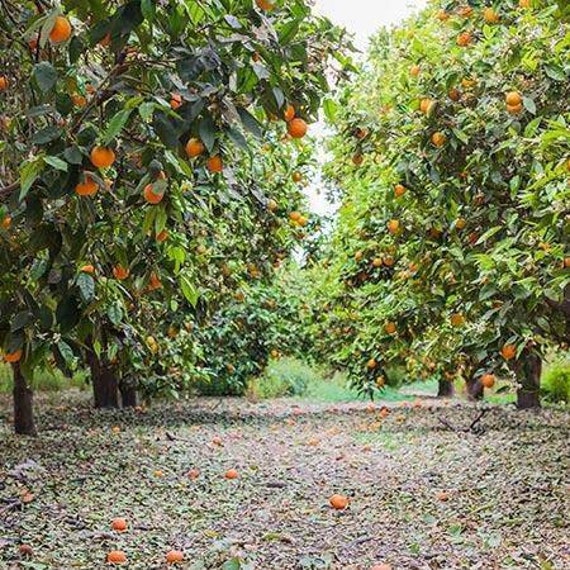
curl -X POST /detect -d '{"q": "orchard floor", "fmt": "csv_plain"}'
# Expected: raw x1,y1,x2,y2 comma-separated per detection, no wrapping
1,393,569,570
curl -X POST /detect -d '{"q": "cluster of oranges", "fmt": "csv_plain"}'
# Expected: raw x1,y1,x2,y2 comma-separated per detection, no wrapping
283,104,308,139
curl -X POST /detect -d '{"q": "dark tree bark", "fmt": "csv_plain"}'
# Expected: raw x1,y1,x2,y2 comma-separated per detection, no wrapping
437,379,454,398
119,378,137,408
515,350,542,410
87,344,119,409
466,375,484,401
12,363,36,435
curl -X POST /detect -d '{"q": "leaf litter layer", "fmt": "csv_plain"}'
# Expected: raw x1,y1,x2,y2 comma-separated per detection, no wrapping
1,393,569,569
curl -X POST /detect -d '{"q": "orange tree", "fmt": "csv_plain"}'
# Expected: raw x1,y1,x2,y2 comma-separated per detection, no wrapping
0,0,349,433
319,0,569,406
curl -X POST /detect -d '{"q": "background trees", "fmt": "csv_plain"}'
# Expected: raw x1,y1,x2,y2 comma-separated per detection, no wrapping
318,0,569,406
0,0,348,433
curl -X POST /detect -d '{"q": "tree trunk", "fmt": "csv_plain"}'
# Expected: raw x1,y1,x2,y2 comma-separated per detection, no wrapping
437,379,454,398
466,375,483,401
12,363,36,435
515,351,541,410
87,348,119,409
119,378,137,408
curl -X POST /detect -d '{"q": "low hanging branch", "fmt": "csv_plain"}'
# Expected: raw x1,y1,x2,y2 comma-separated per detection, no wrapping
438,408,491,435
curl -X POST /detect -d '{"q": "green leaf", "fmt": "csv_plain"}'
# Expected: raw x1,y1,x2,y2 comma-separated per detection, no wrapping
522,97,536,115
77,273,96,303
323,98,338,123
199,115,216,153
56,340,75,366
180,274,199,307
33,62,58,92
43,155,68,172
107,302,124,326
102,109,132,145
154,206,168,234
19,158,45,201
237,108,263,139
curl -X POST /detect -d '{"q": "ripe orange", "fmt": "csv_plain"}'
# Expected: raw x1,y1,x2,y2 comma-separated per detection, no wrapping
456,32,472,47
431,132,446,147
289,211,302,222
506,92,522,106
387,219,400,234
297,215,309,227
113,265,129,280
287,118,308,139
71,94,87,107
450,313,465,327
0,76,8,91
284,104,296,122
187,468,200,480
481,373,495,389
156,230,169,242
149,272,162,290
461,77,477,89
99,33,111,47
436,10,450,21
4,349,23,363
352,153,364,166
455,218,467,230
256,0,275,10
419,98,433,114
458,5,473,17
49,16,72,44
225,468,239,479
410,64,421,77
90,146,116,169
448,88,461,101
1,215,12,229
206,155,223,173
483,7,500,23
394,184,406,198
292,171,303,183
329,494,349,510
384,322,397,335
185,138,205,158
106,550,127,565
354,251,363,261
111,517,127,532
170,93,182,110
564,257,570,268
367,358,377,370
507,103,523,115
500,344,517,361
372,258,383,268
383,255,395,267
144,183,164,205
80,264,95,274
75,174,98,197
166,550,184,564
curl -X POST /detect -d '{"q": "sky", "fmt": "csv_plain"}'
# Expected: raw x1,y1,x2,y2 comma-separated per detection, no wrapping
306,0,428,215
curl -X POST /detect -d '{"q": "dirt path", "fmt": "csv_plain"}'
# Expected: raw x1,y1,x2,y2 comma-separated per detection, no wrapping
1,394,569,569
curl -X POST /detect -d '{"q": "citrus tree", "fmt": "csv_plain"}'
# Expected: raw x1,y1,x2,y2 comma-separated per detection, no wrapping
320,0,569,407
0,0,349,433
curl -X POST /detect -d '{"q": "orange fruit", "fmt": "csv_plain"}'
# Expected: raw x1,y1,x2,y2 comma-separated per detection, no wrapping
256,0,275,10
90,146,116,169
148,272,162,291
80,264,95,274
436,10,450,21
519,0,531,7
284,104,296,122
297,215,309,227
1,215,12,229
458,5,473,17
185,138,205,158
455,218,467,230
456,32,472,47
450,313,465,327
329,494,349,510
225,468,239,479
500,344,517,361
436,491,450,501
367,358,377,370
113,265,129,280
352,153,364,166
106,550,127,565
481,374,495,389
506,92,522,106
165,550,184,564
448,88,461,101
419,98,433,114
154,469,164,478
387,219,400,234
75,174,98,197
289,211,302,222
187,468,200,480
4,349,23,363
394,184,406,198
564,257,570,268
111,517,127,532
507,103,523,115
384,322,397,335
156,230,169,242
461,77,477,89
383,255,395,267
170,93,182,110
292,171,303,183
354,251,363,261
144,183,164,205
287,118,308,139
206,155,223,173
431,132,446,147
71,94,87,107
0,76,8,91
410,64,421,77
49,16,72,44
99,33,111,47
483,7,500,23
372,258,383,268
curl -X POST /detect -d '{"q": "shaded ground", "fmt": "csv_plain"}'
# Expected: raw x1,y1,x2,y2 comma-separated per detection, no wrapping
1,393,569,569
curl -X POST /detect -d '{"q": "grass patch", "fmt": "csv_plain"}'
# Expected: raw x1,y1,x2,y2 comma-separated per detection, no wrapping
0,364,88,394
